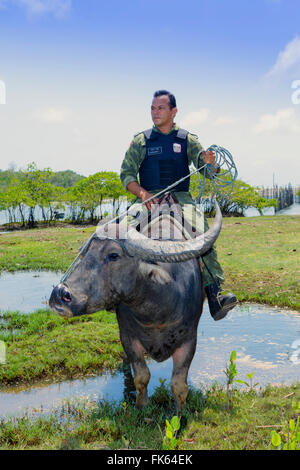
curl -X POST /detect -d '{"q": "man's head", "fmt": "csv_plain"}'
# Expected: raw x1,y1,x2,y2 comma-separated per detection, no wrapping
151,90,177,131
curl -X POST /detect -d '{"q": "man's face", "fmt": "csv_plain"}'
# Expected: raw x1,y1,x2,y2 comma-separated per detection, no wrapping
151,95,177,128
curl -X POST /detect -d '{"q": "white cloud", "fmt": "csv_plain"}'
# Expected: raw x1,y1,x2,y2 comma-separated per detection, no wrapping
1,0,72,17
180,108,237,129
32,106,71,123
253,107,300,133
214,115,237,126
267,36,300,77
180,109,210,128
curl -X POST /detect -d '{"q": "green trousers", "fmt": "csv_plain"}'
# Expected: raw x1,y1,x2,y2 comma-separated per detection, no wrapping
122,191,224,288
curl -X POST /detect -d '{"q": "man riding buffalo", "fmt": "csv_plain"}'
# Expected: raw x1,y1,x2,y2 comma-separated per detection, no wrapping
120,90,237,320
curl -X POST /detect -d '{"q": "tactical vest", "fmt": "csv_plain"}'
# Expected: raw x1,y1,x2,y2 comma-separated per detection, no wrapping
139,128,190,192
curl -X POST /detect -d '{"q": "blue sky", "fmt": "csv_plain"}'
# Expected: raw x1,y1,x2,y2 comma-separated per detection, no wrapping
0,0,300,187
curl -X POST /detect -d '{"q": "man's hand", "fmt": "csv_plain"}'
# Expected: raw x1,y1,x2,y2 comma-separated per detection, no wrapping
202,150,218,173
139,189,159,211
127,182,159,211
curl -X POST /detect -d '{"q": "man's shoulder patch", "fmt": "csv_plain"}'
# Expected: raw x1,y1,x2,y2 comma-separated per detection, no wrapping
132,131,146,146
133,131,143,138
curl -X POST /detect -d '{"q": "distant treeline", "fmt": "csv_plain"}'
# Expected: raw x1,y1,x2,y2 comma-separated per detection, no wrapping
0,163,133,227
0,162,277,228
0,167,84,190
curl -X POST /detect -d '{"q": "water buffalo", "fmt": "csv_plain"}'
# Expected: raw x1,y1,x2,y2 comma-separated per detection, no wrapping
49,197,222,411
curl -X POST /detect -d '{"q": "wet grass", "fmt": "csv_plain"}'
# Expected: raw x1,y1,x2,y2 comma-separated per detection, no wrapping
0,382,299,450
0,310,122,385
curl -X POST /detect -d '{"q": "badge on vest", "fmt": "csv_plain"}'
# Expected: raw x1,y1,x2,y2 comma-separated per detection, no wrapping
148,146,162,156
173,143,181,153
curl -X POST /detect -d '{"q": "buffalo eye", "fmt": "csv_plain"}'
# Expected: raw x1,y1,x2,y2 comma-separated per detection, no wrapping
107,252,120,262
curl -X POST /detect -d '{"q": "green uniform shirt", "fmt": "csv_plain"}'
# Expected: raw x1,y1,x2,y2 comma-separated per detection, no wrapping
120,123,205,191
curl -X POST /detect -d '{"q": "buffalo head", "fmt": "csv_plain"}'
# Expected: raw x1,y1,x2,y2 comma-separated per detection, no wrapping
49,236,173,317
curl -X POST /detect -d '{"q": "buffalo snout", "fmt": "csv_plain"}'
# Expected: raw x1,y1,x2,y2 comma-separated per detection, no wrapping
49,283,73,316
58,285,72,303
49,283,88,317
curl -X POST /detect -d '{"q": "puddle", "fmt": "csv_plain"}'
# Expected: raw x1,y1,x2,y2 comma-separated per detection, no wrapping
0,303,299,419
0,271,63,313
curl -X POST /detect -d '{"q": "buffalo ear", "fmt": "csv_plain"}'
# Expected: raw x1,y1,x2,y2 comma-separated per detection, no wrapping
139,262,172,285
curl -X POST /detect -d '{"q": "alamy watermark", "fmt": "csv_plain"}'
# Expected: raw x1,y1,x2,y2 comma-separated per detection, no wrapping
291,80,300,105
0,80,6,105
0,340,6,364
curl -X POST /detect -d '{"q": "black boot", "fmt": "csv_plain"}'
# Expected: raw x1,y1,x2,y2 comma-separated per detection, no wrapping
205,283,237,321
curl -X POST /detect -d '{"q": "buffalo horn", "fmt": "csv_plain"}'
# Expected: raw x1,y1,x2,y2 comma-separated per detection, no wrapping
123,199,222,263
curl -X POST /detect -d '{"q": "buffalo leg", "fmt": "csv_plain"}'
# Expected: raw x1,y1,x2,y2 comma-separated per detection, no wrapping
125,339,150,409
171,340,196,412
122,357,136,405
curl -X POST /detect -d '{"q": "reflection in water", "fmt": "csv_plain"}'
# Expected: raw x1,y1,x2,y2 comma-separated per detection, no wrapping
0,303,299,419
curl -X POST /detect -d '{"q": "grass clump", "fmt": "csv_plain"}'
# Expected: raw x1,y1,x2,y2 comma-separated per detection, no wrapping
0,309,122,385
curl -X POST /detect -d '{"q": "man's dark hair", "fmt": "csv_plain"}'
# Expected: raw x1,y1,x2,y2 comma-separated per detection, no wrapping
153,90,177,109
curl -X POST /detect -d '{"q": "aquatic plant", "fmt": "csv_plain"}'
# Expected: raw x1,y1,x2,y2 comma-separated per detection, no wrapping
224,350,238,410
162,416,180,450
271,401,300,450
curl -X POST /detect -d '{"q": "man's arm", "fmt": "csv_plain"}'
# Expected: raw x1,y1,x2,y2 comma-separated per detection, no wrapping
120,133,158,210
187,133,219,175
120,134,144,190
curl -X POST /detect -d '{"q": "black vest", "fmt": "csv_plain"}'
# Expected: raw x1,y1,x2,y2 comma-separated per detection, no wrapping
139,128,190,192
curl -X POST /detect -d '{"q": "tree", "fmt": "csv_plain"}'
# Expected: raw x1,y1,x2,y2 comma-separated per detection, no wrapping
22,162,54,226
100,171,130,217
190,171,277,216
5,178,28,226
71,171,130,222
72,172,107,222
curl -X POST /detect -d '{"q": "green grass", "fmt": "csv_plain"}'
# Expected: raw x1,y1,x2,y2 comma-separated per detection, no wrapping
212,215,300,310
0,382,299,450
0,225,95,273
0,310,122,385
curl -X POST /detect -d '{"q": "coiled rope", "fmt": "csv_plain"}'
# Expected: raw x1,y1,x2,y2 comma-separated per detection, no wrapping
196,145,238,203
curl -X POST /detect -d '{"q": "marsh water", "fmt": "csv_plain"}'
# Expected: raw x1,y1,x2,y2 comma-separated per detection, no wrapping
0,270,62,313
